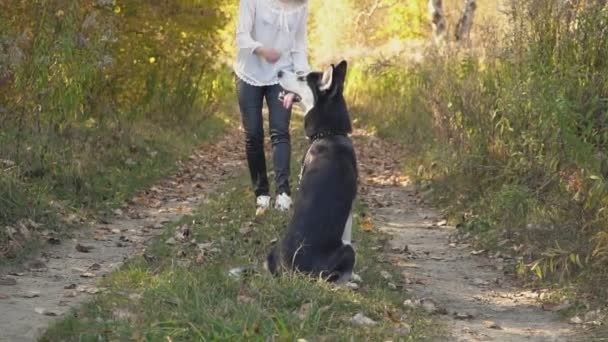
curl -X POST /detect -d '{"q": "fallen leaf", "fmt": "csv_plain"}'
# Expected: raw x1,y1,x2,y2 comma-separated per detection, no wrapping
47,237,61,245
35,307,57,316
542,302,572,312
80,272,95,278
64,284,77,289
350,313,377,326
85,287,101,294
26,260,48,272
0,293,9,299
436,219,448,226
75,243,94,253
237,294,255,304
421,299,439,314
165,237,176,246
470,249,487,256
472,278,490,286
483,320,502,330
396,261,420,268
113,308,135,321
88,263,102,271
8,272,26,276
392,244,409,253
239,225,253,235
361,218,374,232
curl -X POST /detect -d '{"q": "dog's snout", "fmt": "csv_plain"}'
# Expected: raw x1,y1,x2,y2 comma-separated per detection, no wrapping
277,70,284,78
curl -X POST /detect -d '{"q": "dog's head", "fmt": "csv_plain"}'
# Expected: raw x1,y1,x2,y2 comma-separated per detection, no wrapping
278,60,352,137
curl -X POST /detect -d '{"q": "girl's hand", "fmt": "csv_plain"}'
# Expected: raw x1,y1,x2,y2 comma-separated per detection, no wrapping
282,92,296,109
255,47,281,64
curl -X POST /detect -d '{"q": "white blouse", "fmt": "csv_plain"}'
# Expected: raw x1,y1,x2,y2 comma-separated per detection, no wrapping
234,0,310,86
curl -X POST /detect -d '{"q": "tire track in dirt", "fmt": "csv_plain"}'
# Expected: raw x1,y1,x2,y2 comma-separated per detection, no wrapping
0,128,245,342
353,129,582,341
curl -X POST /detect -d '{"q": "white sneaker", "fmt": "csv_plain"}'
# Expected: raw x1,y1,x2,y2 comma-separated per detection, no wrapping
256,195,271,216
274,193,292,211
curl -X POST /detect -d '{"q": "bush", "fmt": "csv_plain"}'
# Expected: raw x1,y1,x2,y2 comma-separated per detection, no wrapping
0,0,232,258
348,0,608,285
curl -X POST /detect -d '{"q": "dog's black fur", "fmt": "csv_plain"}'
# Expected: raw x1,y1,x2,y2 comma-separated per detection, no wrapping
267,61,357,282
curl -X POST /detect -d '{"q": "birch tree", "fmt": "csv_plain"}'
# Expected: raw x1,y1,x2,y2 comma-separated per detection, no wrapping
455,0,477,41
428,0,447,43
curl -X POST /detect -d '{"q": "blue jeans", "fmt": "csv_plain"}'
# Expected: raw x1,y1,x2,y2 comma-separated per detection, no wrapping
236,78,292,197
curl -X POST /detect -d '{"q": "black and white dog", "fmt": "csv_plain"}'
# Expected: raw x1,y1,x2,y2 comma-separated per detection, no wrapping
266,61,357,283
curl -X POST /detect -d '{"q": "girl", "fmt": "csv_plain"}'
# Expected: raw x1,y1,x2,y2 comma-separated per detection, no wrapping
234,0,310,213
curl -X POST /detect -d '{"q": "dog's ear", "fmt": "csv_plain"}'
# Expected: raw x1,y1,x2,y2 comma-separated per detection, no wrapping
333,60,348,85
318,65,334,91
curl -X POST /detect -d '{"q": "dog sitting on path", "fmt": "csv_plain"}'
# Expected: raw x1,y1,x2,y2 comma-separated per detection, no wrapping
266,61,357,283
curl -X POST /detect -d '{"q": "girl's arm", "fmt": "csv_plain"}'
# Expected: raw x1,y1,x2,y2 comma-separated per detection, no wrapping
291,6,310,74
236,0,263,54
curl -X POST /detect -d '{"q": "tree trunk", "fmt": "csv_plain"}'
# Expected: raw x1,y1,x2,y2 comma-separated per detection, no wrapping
455,0,477,41
428,0,447,43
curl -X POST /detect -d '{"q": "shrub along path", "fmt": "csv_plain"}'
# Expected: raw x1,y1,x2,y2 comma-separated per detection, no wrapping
0,124,584,341
355,129,582,341
0,129,245,341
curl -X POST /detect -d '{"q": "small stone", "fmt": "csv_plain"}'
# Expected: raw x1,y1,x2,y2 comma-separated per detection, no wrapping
454,312,474,320
0,293,9,299
351,273,363,283
345,282,359,290
350,313,377,326
403,299,418,309
80,272,95,278
472,278,490,286
380,270,392,280
570,316,583,325
75,243,94,253
421,299,438,314
64,290,78,298
395,324,411,336
165,237,176,246
35,307,58,316
64,284,77,289
86,287,101,294
387,282,398,290
21,291,41,298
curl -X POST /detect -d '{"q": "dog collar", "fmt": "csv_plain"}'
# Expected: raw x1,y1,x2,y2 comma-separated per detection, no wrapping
309,131,345,142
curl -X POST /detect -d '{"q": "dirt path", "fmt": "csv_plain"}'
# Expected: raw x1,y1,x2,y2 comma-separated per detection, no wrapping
353,129,581,342
0,129,244,342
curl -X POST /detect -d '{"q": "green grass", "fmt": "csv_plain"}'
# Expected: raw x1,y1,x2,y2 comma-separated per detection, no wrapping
41,133,445,341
